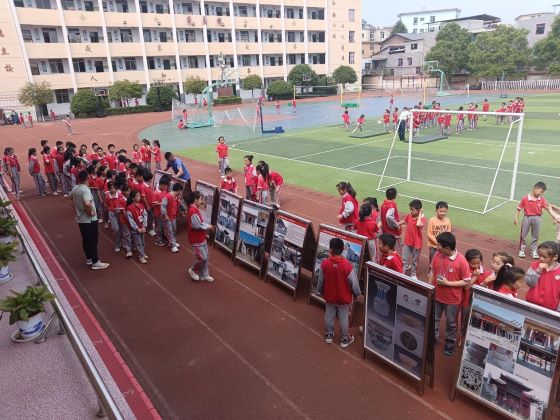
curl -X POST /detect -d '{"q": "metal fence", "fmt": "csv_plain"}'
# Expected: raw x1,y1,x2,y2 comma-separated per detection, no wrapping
481,79,560,91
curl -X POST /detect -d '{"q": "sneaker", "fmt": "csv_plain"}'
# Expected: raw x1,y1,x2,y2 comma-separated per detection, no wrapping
125,251,132,258
200,275,214,282
188,268,200,281
63,194,68,198
139,257,147,264
340,335,355,349
175,243,180,248
91,261,109,270
532,250,539,259
148,229,156,237
443,342,456,357
518,250,526,258
154,241,165,247
85,259,93,266
53,191,58,196
325,333,334,344
171,246,179,253
144,254,149,260
358,326,364,335
98,219,103,224
114,247,120,253
104,222,109,229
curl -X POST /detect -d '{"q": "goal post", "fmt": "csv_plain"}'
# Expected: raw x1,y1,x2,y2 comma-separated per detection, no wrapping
377,108,525,214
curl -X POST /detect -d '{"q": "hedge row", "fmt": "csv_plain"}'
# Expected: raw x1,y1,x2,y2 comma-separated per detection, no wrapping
106,105,154,115
213,96,242,105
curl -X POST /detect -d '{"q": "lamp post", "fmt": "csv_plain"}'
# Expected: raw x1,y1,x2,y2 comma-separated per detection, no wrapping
152,79,165,112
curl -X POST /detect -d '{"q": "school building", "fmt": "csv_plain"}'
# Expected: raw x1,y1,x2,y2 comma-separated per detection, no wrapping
0,0,362,115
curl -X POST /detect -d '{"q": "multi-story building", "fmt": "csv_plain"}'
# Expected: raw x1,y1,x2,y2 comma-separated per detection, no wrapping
397,8,460,34
1,0,361,114
361,20,391,58
515,12,555,46
429,14,500,35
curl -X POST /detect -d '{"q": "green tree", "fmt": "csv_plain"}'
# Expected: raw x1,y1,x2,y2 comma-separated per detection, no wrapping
532,16,560,73
266,80,294,99
146,85,178,111
241,74,263,97
425,23,472,76
70,89,106,116
108,80,142,106
390,20,408,35
287,64,317,86
332,65,358,85
18,81,54,121
468,26,530,78
183,76,207,99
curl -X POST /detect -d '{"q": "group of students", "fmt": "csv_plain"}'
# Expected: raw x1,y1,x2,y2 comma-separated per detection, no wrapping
318,180,560,353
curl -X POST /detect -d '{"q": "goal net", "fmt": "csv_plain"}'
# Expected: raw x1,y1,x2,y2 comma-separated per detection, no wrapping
235,102,259,133
377,108,525,214
171,98,214,126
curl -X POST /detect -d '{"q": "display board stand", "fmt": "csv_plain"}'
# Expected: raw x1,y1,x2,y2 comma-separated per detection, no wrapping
214,189,243,259
265,210,315,300
363,262,435,395
195,180,219,243
451,286,560,420
309,224,367,306
153,169,187,192
234,200,274,278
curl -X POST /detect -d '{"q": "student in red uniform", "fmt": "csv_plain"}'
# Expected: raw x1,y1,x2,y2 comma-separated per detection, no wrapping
275,100,280,115
268,169,283,208
143,171,156,237
187,191,214,282
291,98,296,113
153,176,167,247
383,109,390,132
3,148,21,199
177,119,185,129
456,106,465,134
429,232,471,356
140,139,152,171
342,109,351,131
400,199,425,280
515,181,550,259
317,237,361,348
126,189,148,264
380,187,402,254
160,182,182,253
256,163,270,205
392,107,399,132
50,109,56,121
378,233,403,273
105,144,118,171
19,112,25,127
27,112,34,128
28,148,47,196
132,144,141,165
243,154,257,200
467,103,475,131
216,136,229,177
482,99,490,121
86,165,102,221
443,110,452,136
336,181,359,231
151,140,162,170
220,167,238,194
106,181,125,253
492,264,524,298
351,114,365,134
525,241,560,311
354,202,379,262
202,97,207,109
42,146,58,195
96,166,109,224
461,249,490,334
54,145,65,194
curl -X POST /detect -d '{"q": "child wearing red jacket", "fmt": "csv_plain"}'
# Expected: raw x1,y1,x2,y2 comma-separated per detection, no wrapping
42,146,58,195
380,187,402,254
220,167,238,194
243,155,257,200
400,199,426,280
4,147,21,199
187,191,214,282
216,136,229,177
28,148,48,196
117,185,132,258
525,241,560,311
336,181,359,231
106,181,126,254
160,182,184,253
269,170,283,208
132,144,141,165
461,249,490,334
126,189,148,264
140,139,152,171
378,234,403,273
354,202,379,262
317,237,361,348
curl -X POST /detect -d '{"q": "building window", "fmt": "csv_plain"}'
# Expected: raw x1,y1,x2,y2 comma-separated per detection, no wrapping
14,0,25,7
288,54,296,64
55,89,70,103
430,15,435,23
241,55,251,66
349,31,355,43
381,31,385,39
187,56,198,68
397,58,403,66
429,27,435,32
30,63,40,75
536,24,546,35
61,0,74,10
49,59,64,73
349,52,355,64
348,9,355,22
410,43,418,50
419,29,424,33
124,57,137,70
413,17,418,25
415,67,421,74
407,57,412,66
73,59,86,72
412,29,417,33
22,30,33,42
36,0,52,8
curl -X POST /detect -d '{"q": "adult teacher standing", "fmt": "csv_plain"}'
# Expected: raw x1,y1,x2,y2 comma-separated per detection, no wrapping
398,107,411,141
164,152,192,198
69,171,109,270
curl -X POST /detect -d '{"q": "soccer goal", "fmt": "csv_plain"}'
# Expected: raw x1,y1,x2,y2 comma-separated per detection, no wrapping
377,108,525,214
171,98,215,127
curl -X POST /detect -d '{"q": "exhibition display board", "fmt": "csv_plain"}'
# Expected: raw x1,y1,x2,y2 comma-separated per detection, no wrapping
265,211,316,299
309,224,367,305
234,200,274,276
452,286,560,420
364,262,435,395
214,189,242,256
153,169,188,192
195,180,219,226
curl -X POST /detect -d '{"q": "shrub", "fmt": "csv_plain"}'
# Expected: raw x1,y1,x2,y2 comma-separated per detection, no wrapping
106,105,154,116
266,80,294,100
213,96,242,105
146,85,178,111
70,89,108,115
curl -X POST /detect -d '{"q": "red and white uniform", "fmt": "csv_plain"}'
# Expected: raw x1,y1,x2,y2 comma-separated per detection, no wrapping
338,192,359,225
431,251,471,305
220,176,237,193
29,155,41,174
140,146,151,164
43,152,55,174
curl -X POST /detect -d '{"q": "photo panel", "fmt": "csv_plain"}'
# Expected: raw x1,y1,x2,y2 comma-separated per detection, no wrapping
235,200,272,271
215,189,242,254
195,180,218,226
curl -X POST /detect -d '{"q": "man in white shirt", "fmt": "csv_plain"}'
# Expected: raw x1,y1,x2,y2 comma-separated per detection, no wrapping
398,107,411,141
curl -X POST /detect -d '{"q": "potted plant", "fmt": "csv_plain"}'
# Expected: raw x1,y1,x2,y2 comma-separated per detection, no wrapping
0,241,17,284
0,285,55,340
0,216,17,244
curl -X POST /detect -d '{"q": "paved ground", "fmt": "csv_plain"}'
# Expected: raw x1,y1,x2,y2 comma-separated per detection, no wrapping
1,114,548,419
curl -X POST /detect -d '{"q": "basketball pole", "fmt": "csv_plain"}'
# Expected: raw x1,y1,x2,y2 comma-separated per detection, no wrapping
407,111,413,182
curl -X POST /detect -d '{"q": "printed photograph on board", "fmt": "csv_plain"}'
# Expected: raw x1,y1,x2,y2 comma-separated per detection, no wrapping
517,319,560,379
215,192,240,252
458,361,484,395
236,202,270,269
469,299,524,348
195,182,216,223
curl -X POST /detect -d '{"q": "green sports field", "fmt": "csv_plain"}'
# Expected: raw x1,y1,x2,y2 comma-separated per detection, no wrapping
176,93,560,242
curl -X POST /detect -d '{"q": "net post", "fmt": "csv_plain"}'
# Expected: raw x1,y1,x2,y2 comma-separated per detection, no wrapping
510,114,524,201
407,110,413,182
377,129,399,191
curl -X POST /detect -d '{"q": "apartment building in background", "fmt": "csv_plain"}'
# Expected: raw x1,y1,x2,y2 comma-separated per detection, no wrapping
397,8,460,34
515,12,555,46
361,20,391,58
0,0,361,114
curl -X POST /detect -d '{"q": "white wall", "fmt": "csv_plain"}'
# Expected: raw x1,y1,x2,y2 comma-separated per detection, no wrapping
399,9,459,34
